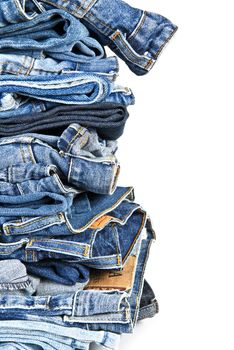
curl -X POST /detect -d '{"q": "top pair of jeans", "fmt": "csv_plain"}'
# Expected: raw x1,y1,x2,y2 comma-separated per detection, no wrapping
40,0,178,75
0,8,105,63
0,103,129,140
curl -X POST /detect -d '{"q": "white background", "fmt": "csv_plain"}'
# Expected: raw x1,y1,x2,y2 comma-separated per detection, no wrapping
94,0,234,349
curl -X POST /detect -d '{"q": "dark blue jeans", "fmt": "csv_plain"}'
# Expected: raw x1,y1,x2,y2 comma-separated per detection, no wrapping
0,103,129,140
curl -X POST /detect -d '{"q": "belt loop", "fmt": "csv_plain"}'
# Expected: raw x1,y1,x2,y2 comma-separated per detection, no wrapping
31,0,45,12
71,290,80,317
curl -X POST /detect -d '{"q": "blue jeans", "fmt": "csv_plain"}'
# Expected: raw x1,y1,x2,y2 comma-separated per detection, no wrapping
0,8,105,62
0,103,129,140
0,72,134,109
0,124,119,195
0,220,155,335
0,202,147,271
0,320,120,350
0,53,119,75
40,0,178,75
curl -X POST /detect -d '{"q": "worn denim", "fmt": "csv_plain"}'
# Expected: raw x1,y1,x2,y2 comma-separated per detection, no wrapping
0,0,42,27
0,53,119,75
0,320,120,350
0,184,133,235
26,260,90,286
0,73,134,109
0,8,105,62
0,219,155,335
76,219,156,334
0,124,119,195
0,259,89,291
0,103,129,140
0,202,147,271
40,0,177,75
0,259,30,291
138,280,159,321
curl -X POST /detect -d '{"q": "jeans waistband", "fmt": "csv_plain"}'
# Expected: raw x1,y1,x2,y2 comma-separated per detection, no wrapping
0,54,119,76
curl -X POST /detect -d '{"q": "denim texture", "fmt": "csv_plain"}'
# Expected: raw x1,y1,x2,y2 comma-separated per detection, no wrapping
0,219,155,335
0,72,134,109
138,280,159,321
0,9,105,62
0,320,120,350
0,103,129,140
0,259,31,291
0,0,168,344
0,186,134,238
0,0,42,28
0,203,147,271
0,124,119,195
40,0,177,75
0,53,119,75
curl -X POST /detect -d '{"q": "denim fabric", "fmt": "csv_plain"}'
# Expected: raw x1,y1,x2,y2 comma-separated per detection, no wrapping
40,0,177,75
72,219,156,334
0,53,119,75
26,260,90,285
29,274,89,296
0,186,134,239
0,259,30,291
0,73,133,108
0,204,147,271
0,289,129,319
0,9,105,62
0,103,129,140
0,124,119,195
0,257,89,287
0,0,42,27
0,219,155,334
0,320,120,350
138,280,159,321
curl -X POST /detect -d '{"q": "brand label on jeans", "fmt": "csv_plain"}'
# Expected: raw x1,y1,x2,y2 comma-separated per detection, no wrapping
86,256,137,291
90,215,113,229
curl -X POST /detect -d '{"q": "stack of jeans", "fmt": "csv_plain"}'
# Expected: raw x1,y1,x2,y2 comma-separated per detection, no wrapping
0,0,177,349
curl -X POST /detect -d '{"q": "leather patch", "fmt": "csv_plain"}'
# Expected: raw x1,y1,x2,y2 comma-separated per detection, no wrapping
90,215,113,229
86,256,137,291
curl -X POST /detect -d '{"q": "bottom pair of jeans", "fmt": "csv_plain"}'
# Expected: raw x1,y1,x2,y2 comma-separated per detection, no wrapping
0,320,120,350
0,223,156,333
0,103,129,140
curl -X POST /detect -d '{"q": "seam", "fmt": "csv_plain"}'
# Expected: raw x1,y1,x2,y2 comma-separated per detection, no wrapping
153,26,178,59
5,215,61,232
122,211,146,264
64,187,133,233
128,11,146,41
111,31,152,69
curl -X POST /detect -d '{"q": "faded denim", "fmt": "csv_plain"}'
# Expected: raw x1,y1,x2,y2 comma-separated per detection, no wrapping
40,0,178,75
0,72,134,108
0,320,120,350
0,53,119,75
0,124,119,195
0,219,155,335
0,8,105,62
